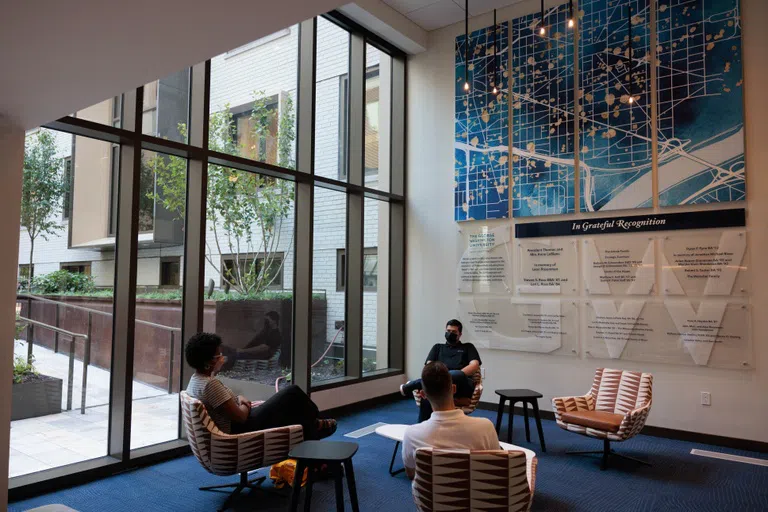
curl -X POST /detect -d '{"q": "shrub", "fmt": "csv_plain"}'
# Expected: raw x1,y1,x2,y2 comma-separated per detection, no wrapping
13,354,37,384
33,270,95,294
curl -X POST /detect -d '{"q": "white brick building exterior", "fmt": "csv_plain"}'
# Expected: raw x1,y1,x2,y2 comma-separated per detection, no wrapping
19,19,387,362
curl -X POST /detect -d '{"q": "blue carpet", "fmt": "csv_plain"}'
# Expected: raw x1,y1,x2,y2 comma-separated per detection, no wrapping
9,399,768,511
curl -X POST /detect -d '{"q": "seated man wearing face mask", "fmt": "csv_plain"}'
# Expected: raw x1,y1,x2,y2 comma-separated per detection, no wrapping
400,319,481,422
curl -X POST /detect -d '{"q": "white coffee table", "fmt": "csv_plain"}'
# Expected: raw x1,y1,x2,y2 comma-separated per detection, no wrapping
375,423,408,476
375,424,537,477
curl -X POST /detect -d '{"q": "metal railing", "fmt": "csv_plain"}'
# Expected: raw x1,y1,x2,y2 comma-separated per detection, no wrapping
15,316,89,414
17,293,182,409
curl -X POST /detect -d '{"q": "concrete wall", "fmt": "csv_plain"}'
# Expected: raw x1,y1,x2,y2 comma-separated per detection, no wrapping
405,0,768,442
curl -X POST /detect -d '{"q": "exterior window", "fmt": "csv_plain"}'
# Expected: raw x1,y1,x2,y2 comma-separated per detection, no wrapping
221,253,284,290
338,66,380,181
160,257,181,287
61,263,91,275
336,248,378,291
232,99,279,164
62,156,72,220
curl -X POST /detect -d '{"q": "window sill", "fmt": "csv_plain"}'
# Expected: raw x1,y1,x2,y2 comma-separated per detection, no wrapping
310,368,403,392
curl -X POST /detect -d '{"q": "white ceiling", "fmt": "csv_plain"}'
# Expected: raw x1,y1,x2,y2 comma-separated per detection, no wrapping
0,0,345,131
382,0,524,31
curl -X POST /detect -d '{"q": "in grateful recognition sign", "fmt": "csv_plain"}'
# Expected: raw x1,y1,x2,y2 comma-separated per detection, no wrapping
515,209,745,238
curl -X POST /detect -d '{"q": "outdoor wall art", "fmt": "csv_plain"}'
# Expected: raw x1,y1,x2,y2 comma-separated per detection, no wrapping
579,0,653,212
454,22,510,222
511,5,576,217
656,0,745,206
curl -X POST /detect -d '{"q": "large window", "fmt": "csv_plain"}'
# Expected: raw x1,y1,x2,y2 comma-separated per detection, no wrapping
9,12,405,494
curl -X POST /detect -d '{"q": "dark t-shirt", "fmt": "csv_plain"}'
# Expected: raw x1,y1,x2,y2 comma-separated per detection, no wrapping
425,342,482,371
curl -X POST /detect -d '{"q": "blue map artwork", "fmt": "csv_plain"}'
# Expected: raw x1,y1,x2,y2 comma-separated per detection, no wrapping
656,0,745,206
579,0,653,212
454,22,510,222
511,5,575,217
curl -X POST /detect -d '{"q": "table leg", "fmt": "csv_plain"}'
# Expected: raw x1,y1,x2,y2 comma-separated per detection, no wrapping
532,399,547,452
495,398,505,433
290,460,307,512
304,462,315,512
389,441,404,476
507,401,515,444
523,401,531,443
344,459,360,512
334,463,345,512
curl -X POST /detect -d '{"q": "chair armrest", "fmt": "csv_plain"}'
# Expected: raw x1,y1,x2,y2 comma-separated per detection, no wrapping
552,394,594,421
616,401,652,440
211,424,305,473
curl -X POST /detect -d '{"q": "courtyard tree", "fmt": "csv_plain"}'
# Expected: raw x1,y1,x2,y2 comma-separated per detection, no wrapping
149,92,295,295
21,130,67,289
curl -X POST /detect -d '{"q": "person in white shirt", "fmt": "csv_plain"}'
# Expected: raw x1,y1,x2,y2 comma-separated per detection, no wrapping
401,361,500,479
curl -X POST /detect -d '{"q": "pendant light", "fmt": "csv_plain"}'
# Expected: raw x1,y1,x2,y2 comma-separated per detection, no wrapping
492,9,498,95
568,0,575,28
627,5,634,104
539,0,546,36
464,0,470,92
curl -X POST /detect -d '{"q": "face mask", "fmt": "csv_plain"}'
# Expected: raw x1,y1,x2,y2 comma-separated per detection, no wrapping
445,331,459,344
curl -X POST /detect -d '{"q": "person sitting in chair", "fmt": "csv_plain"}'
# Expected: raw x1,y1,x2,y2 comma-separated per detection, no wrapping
185,332,336,438
400,319,481,422
402,361,499,480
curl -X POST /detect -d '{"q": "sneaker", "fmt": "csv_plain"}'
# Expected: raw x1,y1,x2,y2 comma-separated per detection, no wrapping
400,384,407,396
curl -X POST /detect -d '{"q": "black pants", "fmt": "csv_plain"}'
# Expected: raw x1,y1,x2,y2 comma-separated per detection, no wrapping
402,370,474,422
231,385,321,439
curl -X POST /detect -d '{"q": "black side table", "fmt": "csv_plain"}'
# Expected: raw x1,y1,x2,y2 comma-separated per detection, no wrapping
289,440,360,512
494,389,546,452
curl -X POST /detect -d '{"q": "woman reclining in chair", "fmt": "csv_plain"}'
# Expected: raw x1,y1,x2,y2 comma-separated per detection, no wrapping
185,332,336,438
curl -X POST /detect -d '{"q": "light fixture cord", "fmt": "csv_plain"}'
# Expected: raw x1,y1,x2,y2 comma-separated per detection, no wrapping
493,9,497,92
465,0,469,91
628,4,633,100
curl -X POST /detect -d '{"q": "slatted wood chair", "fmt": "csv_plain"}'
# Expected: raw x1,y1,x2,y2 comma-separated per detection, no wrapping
412,371,483,415
180,391,304,511
552,368,653,470
412,448,537,512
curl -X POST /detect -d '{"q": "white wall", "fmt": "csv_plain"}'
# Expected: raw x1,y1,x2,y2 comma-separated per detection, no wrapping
406,0,768,442
0,117,26,510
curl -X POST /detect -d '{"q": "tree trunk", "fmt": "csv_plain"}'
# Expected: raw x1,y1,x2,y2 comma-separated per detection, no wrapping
28,236,34,290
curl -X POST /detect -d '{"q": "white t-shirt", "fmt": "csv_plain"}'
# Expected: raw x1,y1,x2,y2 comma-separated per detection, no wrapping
402,409,501,470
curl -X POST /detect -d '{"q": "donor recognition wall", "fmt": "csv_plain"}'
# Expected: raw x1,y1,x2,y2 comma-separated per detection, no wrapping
456,210,753,370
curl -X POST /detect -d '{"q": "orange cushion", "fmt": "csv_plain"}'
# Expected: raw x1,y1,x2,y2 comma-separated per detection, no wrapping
561,410,624,432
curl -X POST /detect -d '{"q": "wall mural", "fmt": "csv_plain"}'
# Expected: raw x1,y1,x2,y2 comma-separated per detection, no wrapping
511,5,576,217
453,0,745,222
579,0,653,212
656,0,745,206
454,22,510,222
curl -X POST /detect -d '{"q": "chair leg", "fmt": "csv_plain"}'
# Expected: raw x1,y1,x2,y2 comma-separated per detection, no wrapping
200,472,268,511
495,398,505,433
523,402,531,443
566,439,651,470
389,441,404,476
611,451,652,466
601,439,610,470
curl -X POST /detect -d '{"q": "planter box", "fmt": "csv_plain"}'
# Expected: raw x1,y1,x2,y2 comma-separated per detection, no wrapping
11,375,63,420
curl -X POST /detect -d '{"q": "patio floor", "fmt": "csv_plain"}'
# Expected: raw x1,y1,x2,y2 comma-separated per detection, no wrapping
10,341,179,478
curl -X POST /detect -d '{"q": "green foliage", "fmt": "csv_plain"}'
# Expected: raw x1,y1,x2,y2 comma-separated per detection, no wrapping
21,130,68,288
362,357,377,373
150,92,296,296
13,355,37,384
32,270,95,295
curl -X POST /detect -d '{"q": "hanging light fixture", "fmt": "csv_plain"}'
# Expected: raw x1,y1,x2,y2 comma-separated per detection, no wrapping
492,9,498,94
539,0,546,35
464,0,470,92
568,0,575,28
627,4,634,104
